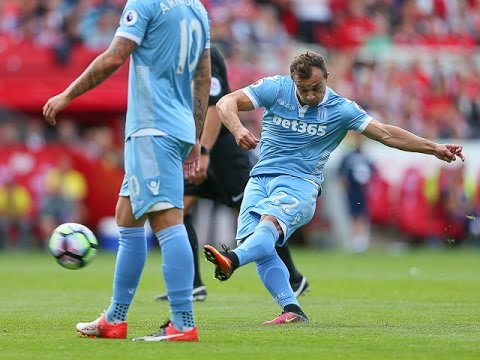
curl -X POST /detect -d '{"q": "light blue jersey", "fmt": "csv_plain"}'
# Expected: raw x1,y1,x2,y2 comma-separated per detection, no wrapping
116,0,210,144
243,76,371,188
237,76,372,242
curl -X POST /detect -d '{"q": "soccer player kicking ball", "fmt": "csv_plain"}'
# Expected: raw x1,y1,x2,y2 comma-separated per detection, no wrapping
155,46,309,303
43,1,211,341
203,51,465,324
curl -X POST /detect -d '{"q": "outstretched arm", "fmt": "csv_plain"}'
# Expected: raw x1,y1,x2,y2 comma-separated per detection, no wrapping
363,118,465,163
43,36,136,125
216,89,259,150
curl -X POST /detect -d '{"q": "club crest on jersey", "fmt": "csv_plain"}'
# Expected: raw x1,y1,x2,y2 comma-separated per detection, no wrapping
272,115,326,136
124,10,138,26
317,108,327,123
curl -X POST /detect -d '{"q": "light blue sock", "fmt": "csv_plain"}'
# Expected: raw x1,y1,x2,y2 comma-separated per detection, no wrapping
256,254,299,308
157,224,194,331
233,221,279,266
106,226,146,323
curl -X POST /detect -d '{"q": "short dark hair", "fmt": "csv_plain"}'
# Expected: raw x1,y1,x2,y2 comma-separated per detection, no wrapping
290,52,328,79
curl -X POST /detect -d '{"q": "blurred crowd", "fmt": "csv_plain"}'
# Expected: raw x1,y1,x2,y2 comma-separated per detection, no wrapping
0,112,124,168
1,0,480,250
0,0,479,139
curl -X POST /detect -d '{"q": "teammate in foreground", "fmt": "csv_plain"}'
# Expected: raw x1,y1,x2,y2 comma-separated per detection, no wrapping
43,1,211,341
203,51,465,324
155,46,309,303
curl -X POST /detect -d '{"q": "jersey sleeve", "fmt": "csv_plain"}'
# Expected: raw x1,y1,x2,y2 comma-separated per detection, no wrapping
208,47,229,106
242,76,281,109
342,100,372,132
115,0,152,45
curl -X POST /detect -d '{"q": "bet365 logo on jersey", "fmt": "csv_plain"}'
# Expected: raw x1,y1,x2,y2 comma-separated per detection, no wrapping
272,115,326,136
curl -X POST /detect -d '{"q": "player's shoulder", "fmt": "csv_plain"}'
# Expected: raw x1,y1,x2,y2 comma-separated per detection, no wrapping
324,87,348,106
327,88,368,120
250,75,290,89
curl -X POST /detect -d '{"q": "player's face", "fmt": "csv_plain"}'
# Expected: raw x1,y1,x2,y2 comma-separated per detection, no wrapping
293,67,329,107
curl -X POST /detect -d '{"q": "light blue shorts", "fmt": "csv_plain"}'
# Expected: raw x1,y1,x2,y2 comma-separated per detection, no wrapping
236,175,319,245
119,135,192,219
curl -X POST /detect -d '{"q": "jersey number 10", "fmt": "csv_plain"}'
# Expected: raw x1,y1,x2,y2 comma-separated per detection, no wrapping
177,18,203,75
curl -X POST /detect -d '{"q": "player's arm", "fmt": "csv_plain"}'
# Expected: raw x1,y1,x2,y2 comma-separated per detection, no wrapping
216,89,259,150
184,49,211,180
200,106,222,153
192,49,212,140
187,105,220,185
362,118,465,163
43,36,136,125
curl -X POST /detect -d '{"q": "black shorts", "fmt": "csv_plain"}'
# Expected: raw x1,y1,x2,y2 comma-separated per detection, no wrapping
346,190,367,217
184,132,252,208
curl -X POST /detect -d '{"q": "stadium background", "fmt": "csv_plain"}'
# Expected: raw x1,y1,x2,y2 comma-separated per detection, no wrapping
1,0,479,251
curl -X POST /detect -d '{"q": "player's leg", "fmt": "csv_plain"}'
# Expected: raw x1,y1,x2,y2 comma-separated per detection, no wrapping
204,214,308,324
275,244,310,297
76,194,147,339
131,136,197,342
155,195,207,301
183,197,206,293
204,175,317,323
76,136,152,339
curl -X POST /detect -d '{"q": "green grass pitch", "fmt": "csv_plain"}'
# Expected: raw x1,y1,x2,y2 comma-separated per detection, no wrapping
0,247,479,360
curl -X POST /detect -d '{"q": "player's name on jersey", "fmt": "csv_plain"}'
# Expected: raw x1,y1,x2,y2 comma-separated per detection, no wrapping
160,0,203,14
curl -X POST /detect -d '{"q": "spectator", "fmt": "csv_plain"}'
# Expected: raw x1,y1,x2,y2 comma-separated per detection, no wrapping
44,155,88,202
338,133,375,253
37,176,77,246
0,175,34,249
439,163,477,244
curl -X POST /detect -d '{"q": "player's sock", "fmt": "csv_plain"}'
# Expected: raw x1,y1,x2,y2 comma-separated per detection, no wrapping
184,214,203,287
284,304,308,319
233,221,279,266
275,244,303,282
106,226,146,323
256,252,299,309
106,302,130,323
157,224,195,331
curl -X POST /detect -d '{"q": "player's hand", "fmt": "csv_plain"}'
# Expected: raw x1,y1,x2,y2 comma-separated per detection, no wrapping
184,141,200,181
234,126,259,150
191,153,209,185
433,144,465,163
43,92,71,126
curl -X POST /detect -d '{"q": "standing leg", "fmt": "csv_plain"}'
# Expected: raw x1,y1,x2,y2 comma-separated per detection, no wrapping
276,244,310,297
155,197,207,302
76,196,147,339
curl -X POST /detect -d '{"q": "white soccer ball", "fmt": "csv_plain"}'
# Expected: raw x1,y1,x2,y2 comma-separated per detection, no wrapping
48,223,98,270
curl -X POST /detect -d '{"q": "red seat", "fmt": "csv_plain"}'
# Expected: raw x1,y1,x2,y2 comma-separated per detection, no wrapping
366,172,392,225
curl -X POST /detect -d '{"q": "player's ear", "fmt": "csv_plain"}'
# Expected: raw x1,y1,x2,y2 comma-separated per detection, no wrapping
324,72,330,81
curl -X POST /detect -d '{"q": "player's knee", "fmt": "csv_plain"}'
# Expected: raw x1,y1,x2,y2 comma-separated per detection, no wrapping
260,215,284,237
